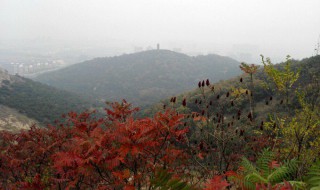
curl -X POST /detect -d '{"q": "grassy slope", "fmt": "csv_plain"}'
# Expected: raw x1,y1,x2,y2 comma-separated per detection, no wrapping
0,105,38,132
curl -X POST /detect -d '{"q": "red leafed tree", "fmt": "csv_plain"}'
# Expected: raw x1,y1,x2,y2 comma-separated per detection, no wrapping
0,125,72,189
0,100,190,189
203,175,229,190
51,100,190,189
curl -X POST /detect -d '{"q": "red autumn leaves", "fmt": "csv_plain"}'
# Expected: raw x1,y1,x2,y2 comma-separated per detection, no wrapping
0,100,190,189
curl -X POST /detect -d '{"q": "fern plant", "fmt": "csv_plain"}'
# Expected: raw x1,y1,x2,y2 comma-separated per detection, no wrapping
150,169,196,190
230,149,305,189
306,160,320,190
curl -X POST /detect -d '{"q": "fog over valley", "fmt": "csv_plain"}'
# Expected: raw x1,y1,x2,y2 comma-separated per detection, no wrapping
1,0,320,69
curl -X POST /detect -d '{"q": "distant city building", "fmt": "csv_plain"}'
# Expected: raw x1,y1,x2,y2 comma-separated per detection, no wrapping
157,43,160,50
8,60,66,76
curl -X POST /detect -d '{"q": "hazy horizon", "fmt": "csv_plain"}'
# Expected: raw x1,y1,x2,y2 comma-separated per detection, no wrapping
1,0,320,63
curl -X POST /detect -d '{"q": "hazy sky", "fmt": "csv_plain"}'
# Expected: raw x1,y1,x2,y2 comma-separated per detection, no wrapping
1,0,320,63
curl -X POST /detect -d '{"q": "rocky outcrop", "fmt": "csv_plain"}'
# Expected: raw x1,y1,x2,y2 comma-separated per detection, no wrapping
0,105,38,132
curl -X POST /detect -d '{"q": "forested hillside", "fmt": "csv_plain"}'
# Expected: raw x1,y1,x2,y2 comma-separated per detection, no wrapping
0,68,92,126
35,50,241,106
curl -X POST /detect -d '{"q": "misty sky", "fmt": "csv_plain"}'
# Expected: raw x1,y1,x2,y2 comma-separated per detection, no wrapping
1,0,320,63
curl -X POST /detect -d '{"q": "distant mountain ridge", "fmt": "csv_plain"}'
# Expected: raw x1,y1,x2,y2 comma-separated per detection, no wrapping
35,50,241,106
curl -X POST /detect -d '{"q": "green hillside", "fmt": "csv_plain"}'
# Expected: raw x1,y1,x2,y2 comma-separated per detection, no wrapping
142,55,320,118
0,69,92,125
35,50,241,106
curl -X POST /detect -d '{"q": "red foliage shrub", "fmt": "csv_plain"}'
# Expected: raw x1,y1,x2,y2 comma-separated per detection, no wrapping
0,100,190,189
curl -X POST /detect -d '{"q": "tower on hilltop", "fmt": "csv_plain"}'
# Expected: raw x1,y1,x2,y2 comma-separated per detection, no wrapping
314,35,320,56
